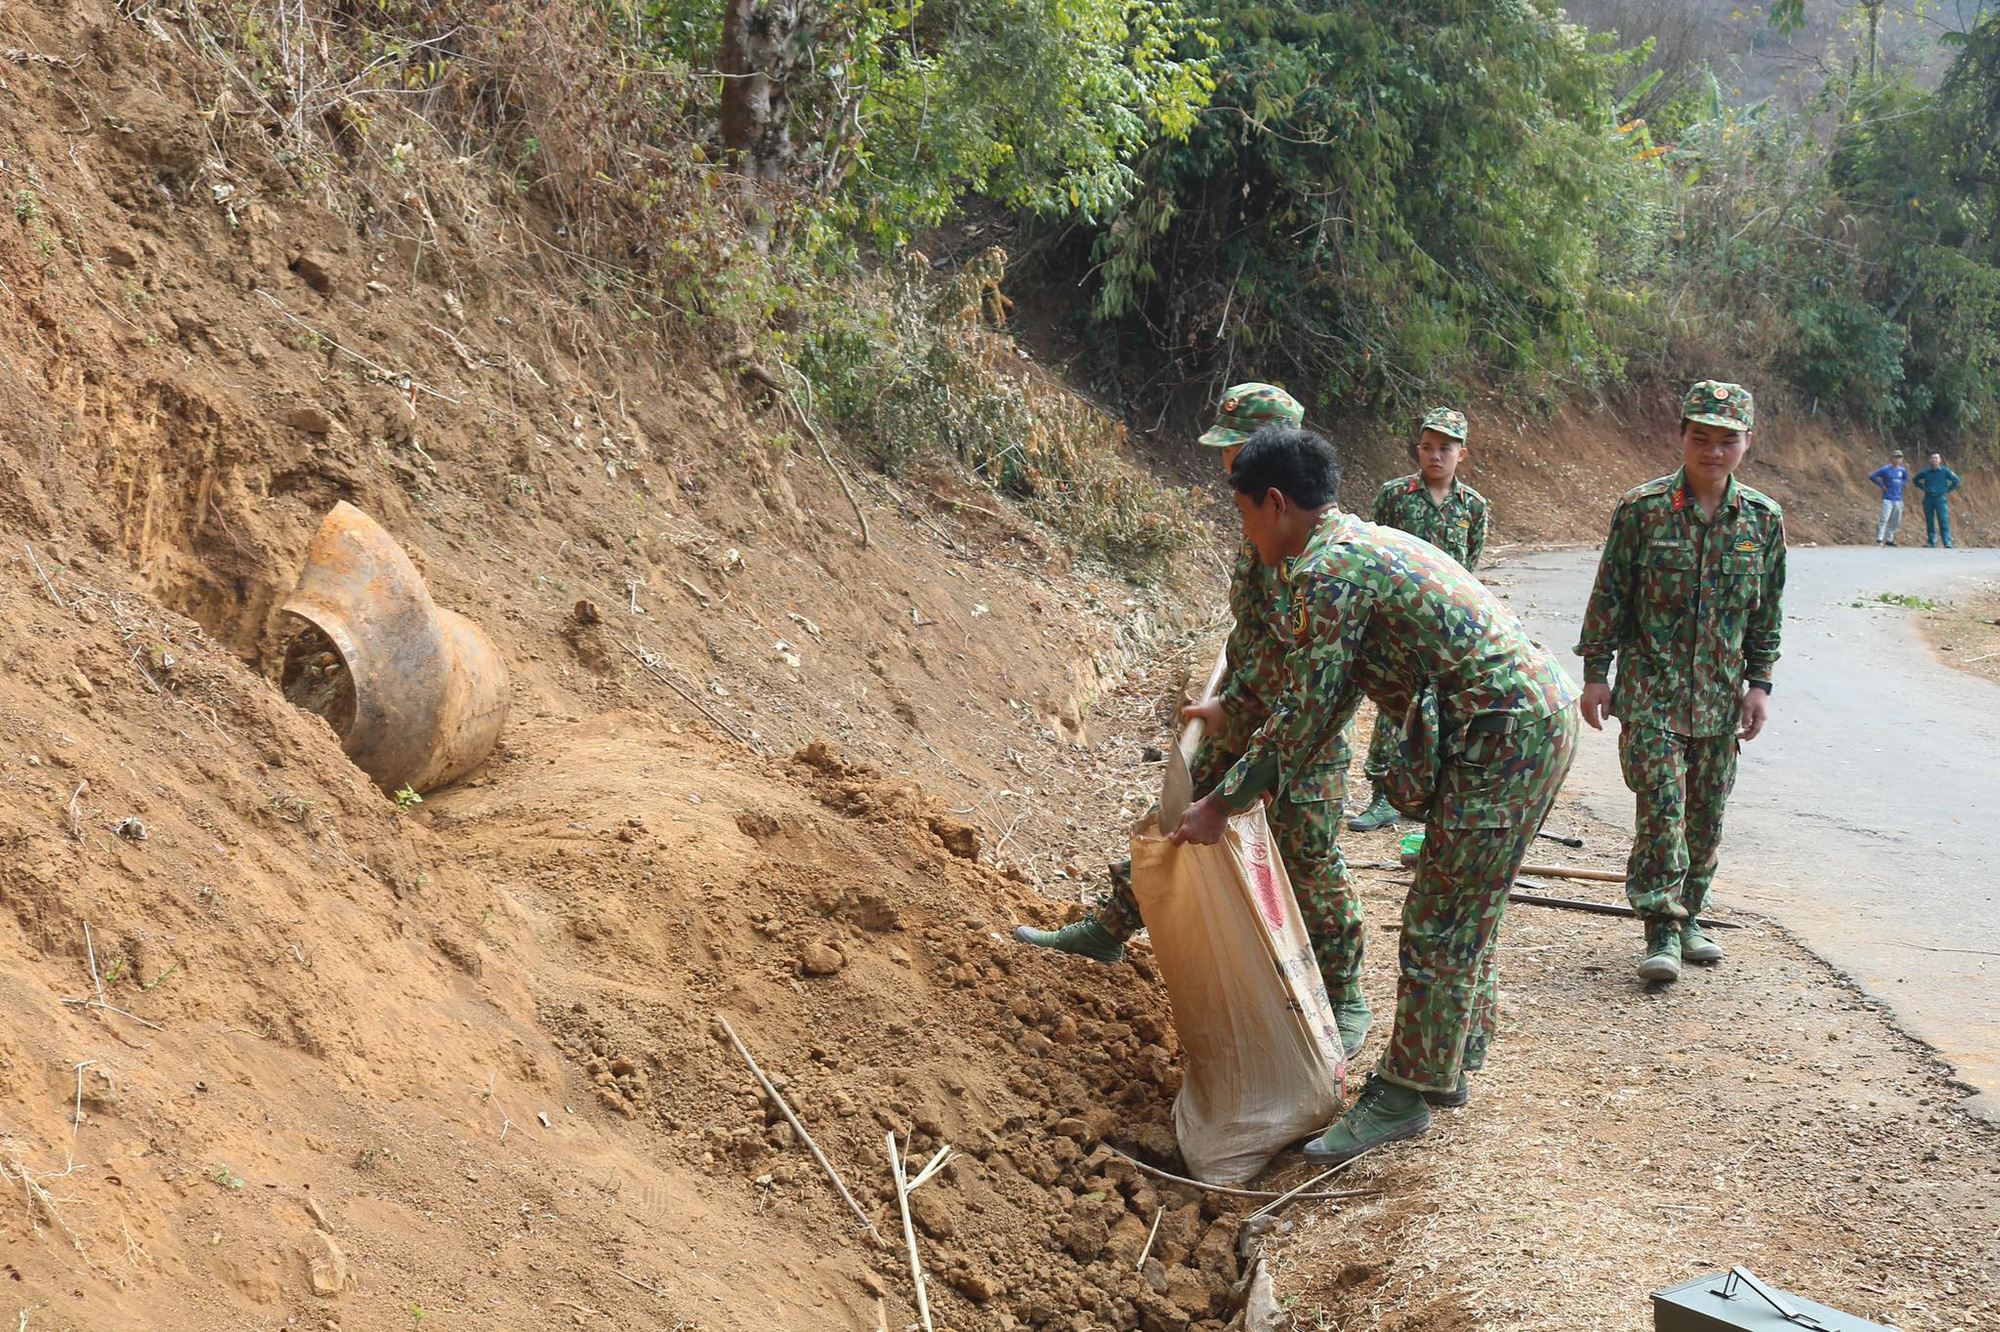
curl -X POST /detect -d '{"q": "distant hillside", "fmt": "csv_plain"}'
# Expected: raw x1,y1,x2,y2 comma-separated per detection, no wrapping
1567,0,1967,107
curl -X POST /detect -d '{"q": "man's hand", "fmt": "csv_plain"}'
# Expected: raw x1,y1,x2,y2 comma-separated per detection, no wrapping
1739,686,1771,741
1580,683,1613,732
1169,793,1230,846
1180,698,1226,731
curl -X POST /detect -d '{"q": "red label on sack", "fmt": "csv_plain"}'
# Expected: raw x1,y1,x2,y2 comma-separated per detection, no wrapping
1243,833,1288,932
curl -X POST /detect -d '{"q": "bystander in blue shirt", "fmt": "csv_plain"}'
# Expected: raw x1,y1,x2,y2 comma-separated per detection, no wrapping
1870,452,1911,544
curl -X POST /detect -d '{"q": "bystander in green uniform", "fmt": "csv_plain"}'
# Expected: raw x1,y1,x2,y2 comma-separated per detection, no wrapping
1350,407,1491,832
1913,452,1962,548
1576,381,1786,983
1174,427,1577,1164
1013,385,1371,1053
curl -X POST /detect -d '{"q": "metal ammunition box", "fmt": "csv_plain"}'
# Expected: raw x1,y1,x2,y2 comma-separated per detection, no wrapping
1653,1269,1894,1332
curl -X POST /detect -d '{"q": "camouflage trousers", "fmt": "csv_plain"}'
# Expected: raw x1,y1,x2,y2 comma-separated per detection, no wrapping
1360,709,1401,785
1618,724,1739,922
1099,746,1362,1003
1379,704,1578,1094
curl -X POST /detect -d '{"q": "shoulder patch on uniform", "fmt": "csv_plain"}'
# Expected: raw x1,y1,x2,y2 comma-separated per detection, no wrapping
1459,483,1489,508
1623,474,1679,504
1736,484,1783,516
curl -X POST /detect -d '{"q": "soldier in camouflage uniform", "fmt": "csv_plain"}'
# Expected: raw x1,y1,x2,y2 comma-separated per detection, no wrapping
1014,386,1372,1054
1175,427,1578,1164
1350,407,1492,832
1576,381,1785,983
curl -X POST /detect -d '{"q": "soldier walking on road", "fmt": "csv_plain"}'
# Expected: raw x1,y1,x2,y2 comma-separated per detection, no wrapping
1013,385,1374,1055
1349,407,1491,834
1913,452,1962,549
1174,427,1577,1164
1576,382,1787,983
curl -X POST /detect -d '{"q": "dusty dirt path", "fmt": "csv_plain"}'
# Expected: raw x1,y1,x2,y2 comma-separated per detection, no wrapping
1261,765,2000,1332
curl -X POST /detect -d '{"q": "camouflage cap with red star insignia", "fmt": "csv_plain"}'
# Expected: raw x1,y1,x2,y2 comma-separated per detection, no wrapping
1198,382,1304,448
1420,407,1469,442
1681,380,1754,431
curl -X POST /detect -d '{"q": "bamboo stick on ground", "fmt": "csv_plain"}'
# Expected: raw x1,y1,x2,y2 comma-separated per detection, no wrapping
1103,1145,1382,1203
1514,862,1627,882
716,1016,885,1246
886,1133,935,1332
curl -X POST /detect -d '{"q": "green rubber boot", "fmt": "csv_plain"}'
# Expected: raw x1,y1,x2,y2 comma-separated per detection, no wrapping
1681,921,1725,965
1422,1072,1470,1109
1637,920,1682,984
1303,1076,1431,1165
1346,787,1401,833
1012,918,1125,963
1333,997,1373,1058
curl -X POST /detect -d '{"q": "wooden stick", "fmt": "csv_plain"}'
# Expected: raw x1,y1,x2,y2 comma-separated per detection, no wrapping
83,922,105,1005
58,998,166,1031
24,543,65,608
613,1270,666,1298
67,782,86,842
1102,1145,1383,1202
1515,862,1626,883
1134,1208,1163,1270
1246,1161,1356,1223
1508,886,1744,930
716,1016,885,1247
886,1132,934,1332
786,386,870,549
907,1144,953,1191
253,290,459,402
68,1060,96,1168
618,640,757,750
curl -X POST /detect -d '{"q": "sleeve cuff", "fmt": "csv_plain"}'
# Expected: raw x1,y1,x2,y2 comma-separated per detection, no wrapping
1746,678,1773,695
1214,753,1279,812
1581,657,1613,685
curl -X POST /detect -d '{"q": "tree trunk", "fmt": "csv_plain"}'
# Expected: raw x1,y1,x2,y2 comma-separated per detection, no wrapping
719,0,814,247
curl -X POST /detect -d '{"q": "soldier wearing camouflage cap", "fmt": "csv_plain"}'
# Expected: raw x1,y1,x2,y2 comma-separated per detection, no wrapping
1576,380,1786,983
1197,382,1308,448
1350,407,1492,833
1016,383,1374,1056
1174,425,1578,1162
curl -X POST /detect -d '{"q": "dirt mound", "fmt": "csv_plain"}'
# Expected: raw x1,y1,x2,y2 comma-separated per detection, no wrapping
0,3,1240,1325
0,561,1257,1329
443,714,1269,1330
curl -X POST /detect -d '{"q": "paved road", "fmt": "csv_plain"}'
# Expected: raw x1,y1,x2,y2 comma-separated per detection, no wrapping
1486,545,2000,1112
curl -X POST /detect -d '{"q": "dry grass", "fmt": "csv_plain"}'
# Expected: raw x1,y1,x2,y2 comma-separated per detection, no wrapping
1919,583,2000,689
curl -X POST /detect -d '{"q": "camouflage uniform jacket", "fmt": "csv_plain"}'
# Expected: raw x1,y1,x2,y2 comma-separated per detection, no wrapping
1575,469,1786,738
1370,474,1489,570
1217,512,1576,817
1213,541,1347,802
